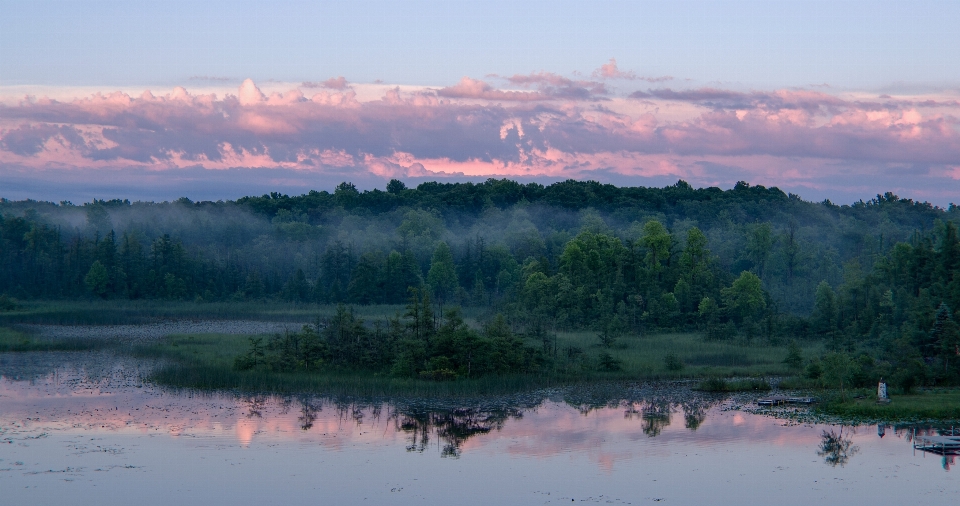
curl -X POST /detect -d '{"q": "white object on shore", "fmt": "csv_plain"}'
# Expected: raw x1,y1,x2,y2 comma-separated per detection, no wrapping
878,379,888,400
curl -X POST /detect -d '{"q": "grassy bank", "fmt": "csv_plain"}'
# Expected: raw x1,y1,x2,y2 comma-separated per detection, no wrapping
816,390,960,421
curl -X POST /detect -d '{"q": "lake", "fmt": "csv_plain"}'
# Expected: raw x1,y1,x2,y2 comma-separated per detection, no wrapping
1,351,957,505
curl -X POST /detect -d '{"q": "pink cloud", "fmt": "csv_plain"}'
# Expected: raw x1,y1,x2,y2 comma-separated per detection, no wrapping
593,58,636,80
302,77,350,90
2,77,959,203
437,77,547,101
238,79,265,106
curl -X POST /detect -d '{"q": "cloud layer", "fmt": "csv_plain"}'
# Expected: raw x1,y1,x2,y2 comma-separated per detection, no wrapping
2,68,959,204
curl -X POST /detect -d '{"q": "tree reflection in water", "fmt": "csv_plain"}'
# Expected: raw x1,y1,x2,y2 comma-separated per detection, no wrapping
244,396,267,419
298,398,321,431
622,397,719,435
395,407,523,457
818,427,859,467
624,401,672,437
641,403,672,437
680,399,708,431
233,390,723,453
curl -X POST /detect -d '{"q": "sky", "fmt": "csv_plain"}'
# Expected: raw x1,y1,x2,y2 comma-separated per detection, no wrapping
1,0,959,205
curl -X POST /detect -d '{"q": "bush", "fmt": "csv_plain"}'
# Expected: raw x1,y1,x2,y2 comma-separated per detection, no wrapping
664,353,684,371
698,377,728,392
805,360,823,380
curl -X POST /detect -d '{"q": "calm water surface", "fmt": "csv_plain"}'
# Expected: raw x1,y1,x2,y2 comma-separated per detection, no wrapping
1,351,957,505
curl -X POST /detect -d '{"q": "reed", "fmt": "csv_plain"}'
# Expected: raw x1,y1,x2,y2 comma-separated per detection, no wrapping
0,326,106,352
695,377,771,392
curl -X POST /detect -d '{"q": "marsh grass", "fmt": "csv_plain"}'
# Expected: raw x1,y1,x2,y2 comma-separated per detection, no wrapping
817,389,960,420
554,331,823,379
0,326,105,352
0,300,429,325
777,376,822,390
695,377,772,392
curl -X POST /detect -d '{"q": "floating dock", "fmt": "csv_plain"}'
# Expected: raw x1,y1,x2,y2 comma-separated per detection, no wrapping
756,396,817,406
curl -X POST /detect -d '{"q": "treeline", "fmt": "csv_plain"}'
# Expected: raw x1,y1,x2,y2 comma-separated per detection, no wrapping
2,179,960,381
801,221,960,389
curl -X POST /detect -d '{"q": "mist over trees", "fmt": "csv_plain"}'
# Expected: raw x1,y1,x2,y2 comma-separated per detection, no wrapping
2,178,960,382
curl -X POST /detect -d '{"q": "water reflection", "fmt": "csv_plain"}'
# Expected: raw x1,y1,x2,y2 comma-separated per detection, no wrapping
680,399,709,430
4,360,960,506
395,406,524,457
297,398,321,431
0,351,953,474
818,427,860,467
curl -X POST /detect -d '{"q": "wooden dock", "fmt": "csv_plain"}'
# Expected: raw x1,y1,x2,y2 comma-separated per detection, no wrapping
914,434,960,455
756,396,817,406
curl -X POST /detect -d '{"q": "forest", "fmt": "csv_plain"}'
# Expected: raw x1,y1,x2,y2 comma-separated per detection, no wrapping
1,178,959,389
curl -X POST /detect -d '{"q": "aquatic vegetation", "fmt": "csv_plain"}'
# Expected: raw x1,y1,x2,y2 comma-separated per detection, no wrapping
0,326,104,352
695,377,771,392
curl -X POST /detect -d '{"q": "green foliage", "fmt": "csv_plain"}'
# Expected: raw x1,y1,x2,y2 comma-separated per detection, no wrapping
811,281,837,335
235,326,326,373
818,390,960,420
137,326,825,393
784,341,804,370
228,302,545,382
664,353,684,371
697,377,729,392
932,302,960,371
821,352,861,401
746,223,774,280
721,271,766,323
640,220,672,274
597,352,622,372
596,313,624,348
427,241,458,306
84,261,110,298
4,178,960,391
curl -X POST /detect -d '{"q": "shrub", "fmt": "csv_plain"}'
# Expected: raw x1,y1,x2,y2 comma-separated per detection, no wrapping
698,377,728,392
664,353,684,371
